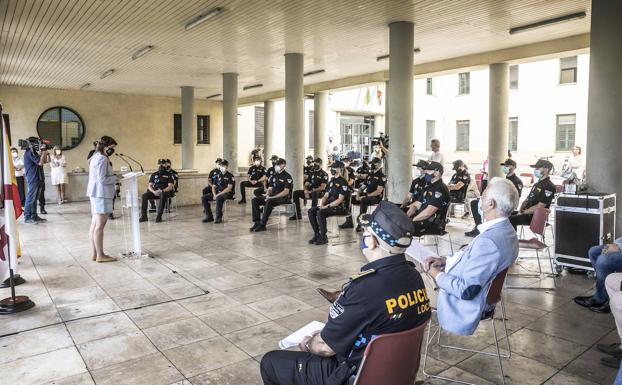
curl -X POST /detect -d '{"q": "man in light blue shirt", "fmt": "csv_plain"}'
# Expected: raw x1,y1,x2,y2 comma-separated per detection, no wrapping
421,177,519,336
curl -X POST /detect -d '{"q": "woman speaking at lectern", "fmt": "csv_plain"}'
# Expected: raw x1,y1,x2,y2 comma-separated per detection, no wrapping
86,136,119,263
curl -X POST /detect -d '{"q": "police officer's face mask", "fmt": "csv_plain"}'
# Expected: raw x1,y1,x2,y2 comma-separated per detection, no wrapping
360,234,376,259
254,160,260,166
423,171,435,183
330,168,338,176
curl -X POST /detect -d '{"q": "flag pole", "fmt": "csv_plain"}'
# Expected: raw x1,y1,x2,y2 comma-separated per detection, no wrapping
0,106,34,314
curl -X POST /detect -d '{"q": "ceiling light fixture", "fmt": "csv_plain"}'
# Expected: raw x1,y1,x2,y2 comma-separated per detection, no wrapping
243,83,263,91
185,7,225,31
80,83,92,90
509,11,586,35
376,48,421,62
132,45,154,60
304,69,326,77
100,69,115,79
206,93,222,99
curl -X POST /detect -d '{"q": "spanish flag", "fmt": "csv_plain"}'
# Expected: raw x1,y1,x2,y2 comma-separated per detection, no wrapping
0,111,22,282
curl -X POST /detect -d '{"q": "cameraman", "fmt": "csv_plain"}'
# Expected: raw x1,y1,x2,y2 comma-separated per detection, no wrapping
23,137,48,224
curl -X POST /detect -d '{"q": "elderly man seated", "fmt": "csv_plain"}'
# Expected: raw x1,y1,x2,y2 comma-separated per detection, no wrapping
420,177,519,335
574,236,622,313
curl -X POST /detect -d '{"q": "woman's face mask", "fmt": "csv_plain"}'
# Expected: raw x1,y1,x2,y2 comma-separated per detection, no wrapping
360,234,375,259
533,169,542,179
55,150,61,155
11,151,17,157
502,166,510,174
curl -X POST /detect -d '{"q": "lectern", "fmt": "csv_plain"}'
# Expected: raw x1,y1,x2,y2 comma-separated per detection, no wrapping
120,171,147,258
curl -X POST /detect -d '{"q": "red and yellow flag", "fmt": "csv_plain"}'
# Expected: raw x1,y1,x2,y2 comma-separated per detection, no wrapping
0,113,22,275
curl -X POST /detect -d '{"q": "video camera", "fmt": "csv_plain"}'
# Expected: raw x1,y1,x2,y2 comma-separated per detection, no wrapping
371,133,389,148
18,137,51,152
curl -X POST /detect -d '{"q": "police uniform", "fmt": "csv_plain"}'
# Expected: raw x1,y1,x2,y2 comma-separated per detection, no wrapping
449,168,471,203
509,175,556,229
292,166,329,219
308,175,349,244
353,161,369,189
254,160,278,197
344,165,356,190
239,164,266,202
413,178,450,236
202,170,235,222
204,166,222,196
140,168,174,219
251,168,294,229
260,202,431,385
341,165,385,230
408,176,426,204
506,173,523,196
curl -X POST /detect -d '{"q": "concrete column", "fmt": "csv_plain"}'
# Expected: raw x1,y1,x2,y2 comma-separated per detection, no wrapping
386,22,414,202
285,53,304,189
384,80,389,135
586,0,622,233
222,73,238,173
488,63,509,179
313,91,328,163
181,86,194,170
263,100,275,165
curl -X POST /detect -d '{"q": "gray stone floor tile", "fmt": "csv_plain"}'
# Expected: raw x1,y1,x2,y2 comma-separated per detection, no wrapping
248,294,313,320
57,298,120,321
564,348,619,385
273,308,328,331
163,336,249,377
91,352,184,385
77,330,157,370
126,301,194,329
2,346,87,385
223,284,283,304
42,372,96,385
189,359,263,385
224,321,293,356
0,324,74,365
65,312,139,345
526,311,613,347
177,292,240,316
543,371,601,385
142,317,218,350
458,350,558,385
200,306,270,334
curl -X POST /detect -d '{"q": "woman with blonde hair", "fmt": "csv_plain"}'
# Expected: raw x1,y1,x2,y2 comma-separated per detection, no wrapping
50,145,68,204
86,136,119,263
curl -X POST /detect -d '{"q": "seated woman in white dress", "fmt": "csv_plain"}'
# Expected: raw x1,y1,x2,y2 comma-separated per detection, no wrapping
50,145,68,204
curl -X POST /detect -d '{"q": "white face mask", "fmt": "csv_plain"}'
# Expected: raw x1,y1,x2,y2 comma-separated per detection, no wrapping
254,161,260,166
275,165,282,172
55,150,61,155
11,152,17,157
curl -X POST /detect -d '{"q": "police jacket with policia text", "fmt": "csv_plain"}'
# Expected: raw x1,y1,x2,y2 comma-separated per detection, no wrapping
320,254,431,369
419,179,450,225
520,176,556,211
308,168,329,191
326,176,349,210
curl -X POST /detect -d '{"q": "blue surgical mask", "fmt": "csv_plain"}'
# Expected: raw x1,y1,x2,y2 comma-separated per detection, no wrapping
502,166,510,174
423,173,433,183
533,169,542,179
360,235,373,258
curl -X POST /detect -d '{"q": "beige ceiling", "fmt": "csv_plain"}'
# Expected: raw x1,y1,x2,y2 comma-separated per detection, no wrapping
0,0,591,100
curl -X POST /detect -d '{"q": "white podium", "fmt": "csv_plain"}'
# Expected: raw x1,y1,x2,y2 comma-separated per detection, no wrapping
120,171,147,258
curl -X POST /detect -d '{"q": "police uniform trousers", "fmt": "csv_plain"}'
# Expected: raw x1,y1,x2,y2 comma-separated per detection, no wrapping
293,190,322,217
141,190,172,216
253,186,268,198
308,206,347,237
260,350,340,385
252,196,289,225
350,195,381,218
412,220,444,236
239,180,262,201
202,192,227,220
509,213,532,230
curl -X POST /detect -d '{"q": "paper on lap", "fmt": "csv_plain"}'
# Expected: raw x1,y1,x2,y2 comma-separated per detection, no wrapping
278,321,325,350
405,239,439,264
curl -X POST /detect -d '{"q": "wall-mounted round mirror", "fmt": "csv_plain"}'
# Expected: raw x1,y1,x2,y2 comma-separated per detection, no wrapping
36,106,85,150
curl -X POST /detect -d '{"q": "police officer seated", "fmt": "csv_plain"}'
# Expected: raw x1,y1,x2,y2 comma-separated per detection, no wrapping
508,159,556,230
139,160,175,223
308,161,349,246
148,159,169,212
400,160,429,218
410,162,450,236
250,158,293,232
202,159,235,224
254,155,279,198
447,160,470,203
465,158,523,237
342,157,356,191
291,157,328,220
239,157,266,204
260,201,431,385
203,158,223,197
339,157,385,232
165,159,179,193
353,156,370,190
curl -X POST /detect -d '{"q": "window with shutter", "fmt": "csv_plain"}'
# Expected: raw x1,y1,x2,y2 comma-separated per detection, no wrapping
458,72,470,95
559,56,578,84
556,114,576,151
197,115,210,144
425,120,435,151
254,106,265,146
308,110,314,149
456,120,470,151
508,117,518,151
510,65,519,89
173,114,182,144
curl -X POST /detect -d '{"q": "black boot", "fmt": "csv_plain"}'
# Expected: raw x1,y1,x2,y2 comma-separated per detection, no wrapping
309,234,319,244
250,222,260,231
314,235,329,245
202,215,214,223
339,216,354,229
289,214,302,221
139,215,148,222
155,215,163,223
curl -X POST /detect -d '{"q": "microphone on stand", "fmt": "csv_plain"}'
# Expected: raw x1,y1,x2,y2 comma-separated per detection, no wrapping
115,153,133,172
119,153,144,173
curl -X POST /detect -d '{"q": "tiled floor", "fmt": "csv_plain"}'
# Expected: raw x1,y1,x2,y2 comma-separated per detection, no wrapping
0,202,616,385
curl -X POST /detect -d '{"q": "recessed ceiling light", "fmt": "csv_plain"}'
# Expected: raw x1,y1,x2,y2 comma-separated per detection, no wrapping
376,48,421,62
206,94,222,99
304,69,326,77
132,45,154,60
100,69,115,79
509,12,586,35
243,83,263,91
185,7,224,31
80,83,92,90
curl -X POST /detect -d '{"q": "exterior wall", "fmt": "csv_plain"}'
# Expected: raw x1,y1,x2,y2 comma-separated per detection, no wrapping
0,85,223,173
